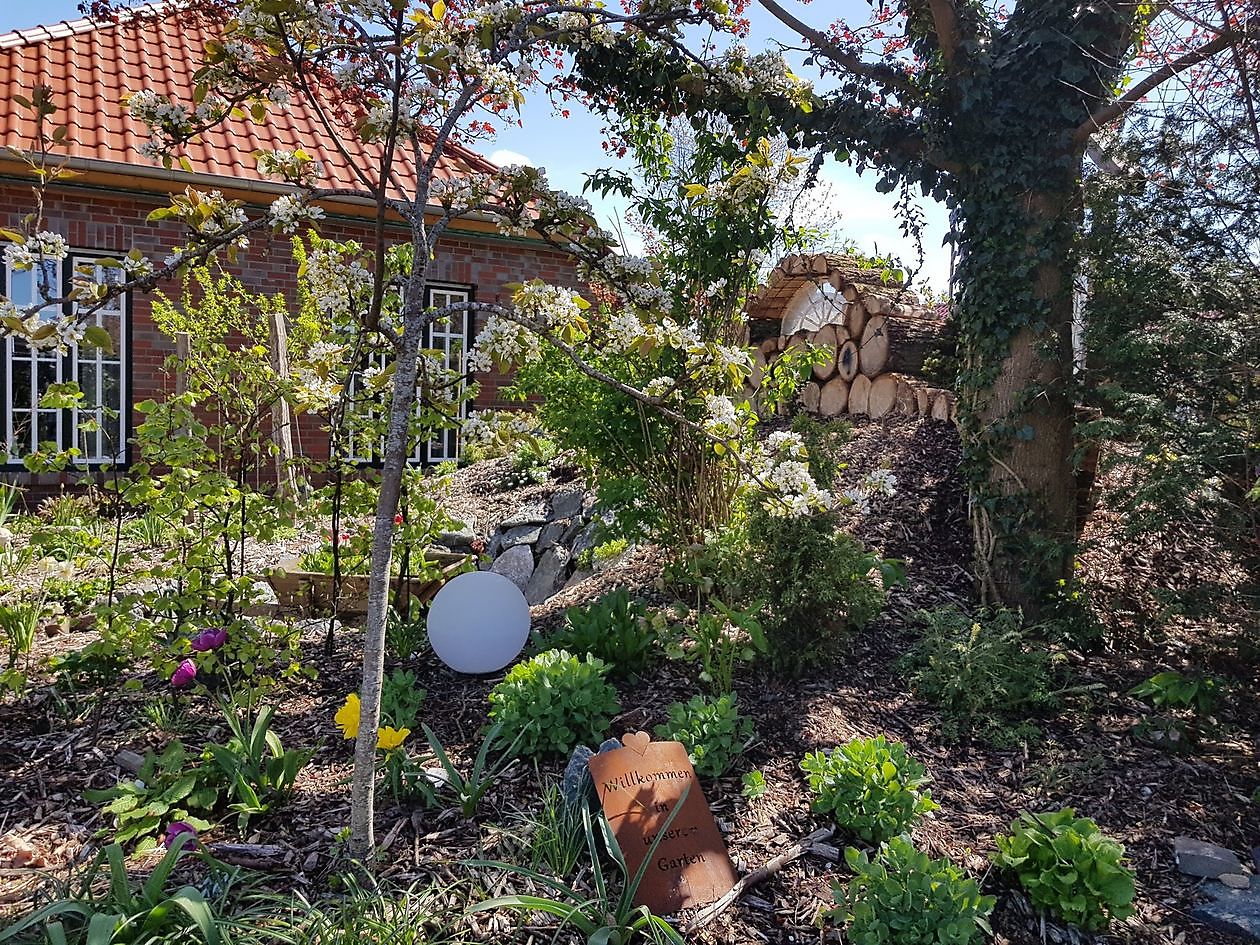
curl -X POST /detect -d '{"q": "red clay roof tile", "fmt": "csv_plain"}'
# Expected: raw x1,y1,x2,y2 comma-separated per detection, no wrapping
0,5,499,197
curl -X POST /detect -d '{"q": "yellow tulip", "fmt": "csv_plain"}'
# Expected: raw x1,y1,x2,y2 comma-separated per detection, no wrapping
334,693,361,740
375,726,410,752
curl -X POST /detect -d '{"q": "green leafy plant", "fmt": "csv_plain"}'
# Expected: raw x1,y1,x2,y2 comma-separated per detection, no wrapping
993,808,1136,931
539,589,658,678
385,597,430,661
468,795,686,944
84,741,220,852
1130,671,1220,716
380,668,425,730
713,505,890,673
420,721,523,818
900,606,1062,744
741,769,768,800
205,703,313,830
825,835,995,945
801,737,939,843
0,834,228,945
654,693,754,778
666,599,767,694
487,649,620,758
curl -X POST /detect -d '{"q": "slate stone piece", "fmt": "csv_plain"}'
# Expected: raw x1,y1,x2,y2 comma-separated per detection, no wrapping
537,518,571,551
550,489,584,520
525,546,571,604
1192,882,1260,941
562,738,622,811
501,503,549,528
490,544,534,590
1175,837,1244,878
500,524,543,549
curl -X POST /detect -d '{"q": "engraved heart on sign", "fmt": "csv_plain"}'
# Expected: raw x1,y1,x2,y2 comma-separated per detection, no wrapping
622,731,652,755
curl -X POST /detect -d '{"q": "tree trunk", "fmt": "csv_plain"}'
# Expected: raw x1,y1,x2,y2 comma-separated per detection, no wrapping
960,183,1079,612
349,276,427,860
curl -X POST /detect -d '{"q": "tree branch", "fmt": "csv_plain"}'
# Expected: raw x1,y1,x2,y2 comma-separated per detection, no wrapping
1073,27,1243,145
756,0,918,95
925,0,964,71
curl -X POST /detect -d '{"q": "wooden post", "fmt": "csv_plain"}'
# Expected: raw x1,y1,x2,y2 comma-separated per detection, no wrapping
268,311,299,500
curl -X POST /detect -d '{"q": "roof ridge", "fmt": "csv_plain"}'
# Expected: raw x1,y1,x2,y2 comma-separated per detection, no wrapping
0,1,179,50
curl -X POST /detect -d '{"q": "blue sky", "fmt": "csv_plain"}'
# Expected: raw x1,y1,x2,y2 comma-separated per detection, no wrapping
2,0,950,290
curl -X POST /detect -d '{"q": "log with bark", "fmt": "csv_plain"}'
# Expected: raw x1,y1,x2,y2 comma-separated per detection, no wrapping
867,374,900,419
801,381,822,412
836,339,860,382
848,373,872,415
810,323,839,379
859,313,943,378
819,376,849,416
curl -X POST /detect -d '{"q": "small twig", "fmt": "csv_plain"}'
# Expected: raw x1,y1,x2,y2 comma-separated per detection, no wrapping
684,826,835,932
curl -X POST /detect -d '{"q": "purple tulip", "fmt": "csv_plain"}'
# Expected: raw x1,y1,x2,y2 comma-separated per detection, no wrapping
165,821,197,847
170,659,197,689
190,627,228,652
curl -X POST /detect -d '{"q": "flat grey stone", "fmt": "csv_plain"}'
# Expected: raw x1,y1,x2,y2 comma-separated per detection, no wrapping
1176,837,1244,878
1193,882,1260,941
501,503,549,528
537,519,569,551
561,745,595,810
525,546,571,605
490,544,534,591
550,489,584,521
500,524,542,548
437,525,476,550
1221,874,1252,890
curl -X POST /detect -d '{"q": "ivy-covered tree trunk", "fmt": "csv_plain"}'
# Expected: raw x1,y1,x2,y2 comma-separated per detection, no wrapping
955,165,1083,611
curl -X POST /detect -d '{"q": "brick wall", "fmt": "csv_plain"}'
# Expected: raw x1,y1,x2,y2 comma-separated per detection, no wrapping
0,179,578,482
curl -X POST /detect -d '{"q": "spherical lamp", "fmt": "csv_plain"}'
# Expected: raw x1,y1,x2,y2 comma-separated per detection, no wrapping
426,570,530,674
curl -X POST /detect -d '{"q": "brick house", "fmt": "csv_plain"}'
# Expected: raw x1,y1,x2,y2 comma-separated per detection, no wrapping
0,6,577,479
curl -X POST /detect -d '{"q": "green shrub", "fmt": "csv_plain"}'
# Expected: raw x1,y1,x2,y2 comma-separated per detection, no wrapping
900,606,1061,744
825,835,995,945
487,649,620,757
1129,670,1220,716
993,808,1136,931
718,505,888,673
665,599,766,694
539,589,657,678
654,693,753,778
380,668,425,730
801,737,938,843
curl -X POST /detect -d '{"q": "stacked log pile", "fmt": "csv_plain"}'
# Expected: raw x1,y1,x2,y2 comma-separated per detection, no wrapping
746,254,956,421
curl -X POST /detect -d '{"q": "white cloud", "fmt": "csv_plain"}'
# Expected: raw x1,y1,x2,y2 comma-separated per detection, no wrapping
488,148,535,168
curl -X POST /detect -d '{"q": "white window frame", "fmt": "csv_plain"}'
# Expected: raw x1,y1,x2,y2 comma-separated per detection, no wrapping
2,252,130,467
344,283,472,466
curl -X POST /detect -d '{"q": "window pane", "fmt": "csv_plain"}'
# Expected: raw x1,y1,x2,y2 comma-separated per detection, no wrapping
36,358,60,398
102,365,122,412
8,410,32,456
78,361,100,407
36,411,58,446
11,358,31,408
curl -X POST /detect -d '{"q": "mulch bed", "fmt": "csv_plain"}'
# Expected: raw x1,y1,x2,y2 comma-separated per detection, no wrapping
1,415,1256,945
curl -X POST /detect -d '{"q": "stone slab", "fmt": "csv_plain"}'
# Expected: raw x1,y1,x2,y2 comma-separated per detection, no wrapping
500,524,543,549
550,489,585,520
1193,882,1260,941
525,546,571,605
490,544,534,591
1176,837,1244,878
501,502,549,528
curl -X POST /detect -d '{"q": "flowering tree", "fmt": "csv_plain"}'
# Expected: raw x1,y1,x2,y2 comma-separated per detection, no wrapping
0,0,842,858
576,0,1260,612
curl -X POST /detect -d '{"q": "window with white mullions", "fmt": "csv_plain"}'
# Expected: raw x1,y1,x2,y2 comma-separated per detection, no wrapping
2,254,130,466
343,284,472,466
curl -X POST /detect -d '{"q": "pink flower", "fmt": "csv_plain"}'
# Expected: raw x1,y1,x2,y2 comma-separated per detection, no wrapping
165,821,197,847
190,628,228,652
170,659,197,689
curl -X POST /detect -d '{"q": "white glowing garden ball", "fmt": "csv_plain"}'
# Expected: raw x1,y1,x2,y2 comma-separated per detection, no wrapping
427,571,530,674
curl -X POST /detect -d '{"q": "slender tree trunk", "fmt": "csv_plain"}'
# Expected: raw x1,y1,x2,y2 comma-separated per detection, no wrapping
348,284,426,860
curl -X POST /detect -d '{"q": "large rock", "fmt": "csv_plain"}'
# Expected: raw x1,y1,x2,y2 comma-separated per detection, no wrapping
500,524,542,549
490,544,534,591
550,489,585,521
1175,837,1244,878
1192,882,1260,941
501,502,549,528
524,546,571,605
570,521,600,561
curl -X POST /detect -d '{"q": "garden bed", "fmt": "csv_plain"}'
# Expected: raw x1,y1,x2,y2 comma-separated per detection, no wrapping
0,416,1256,945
